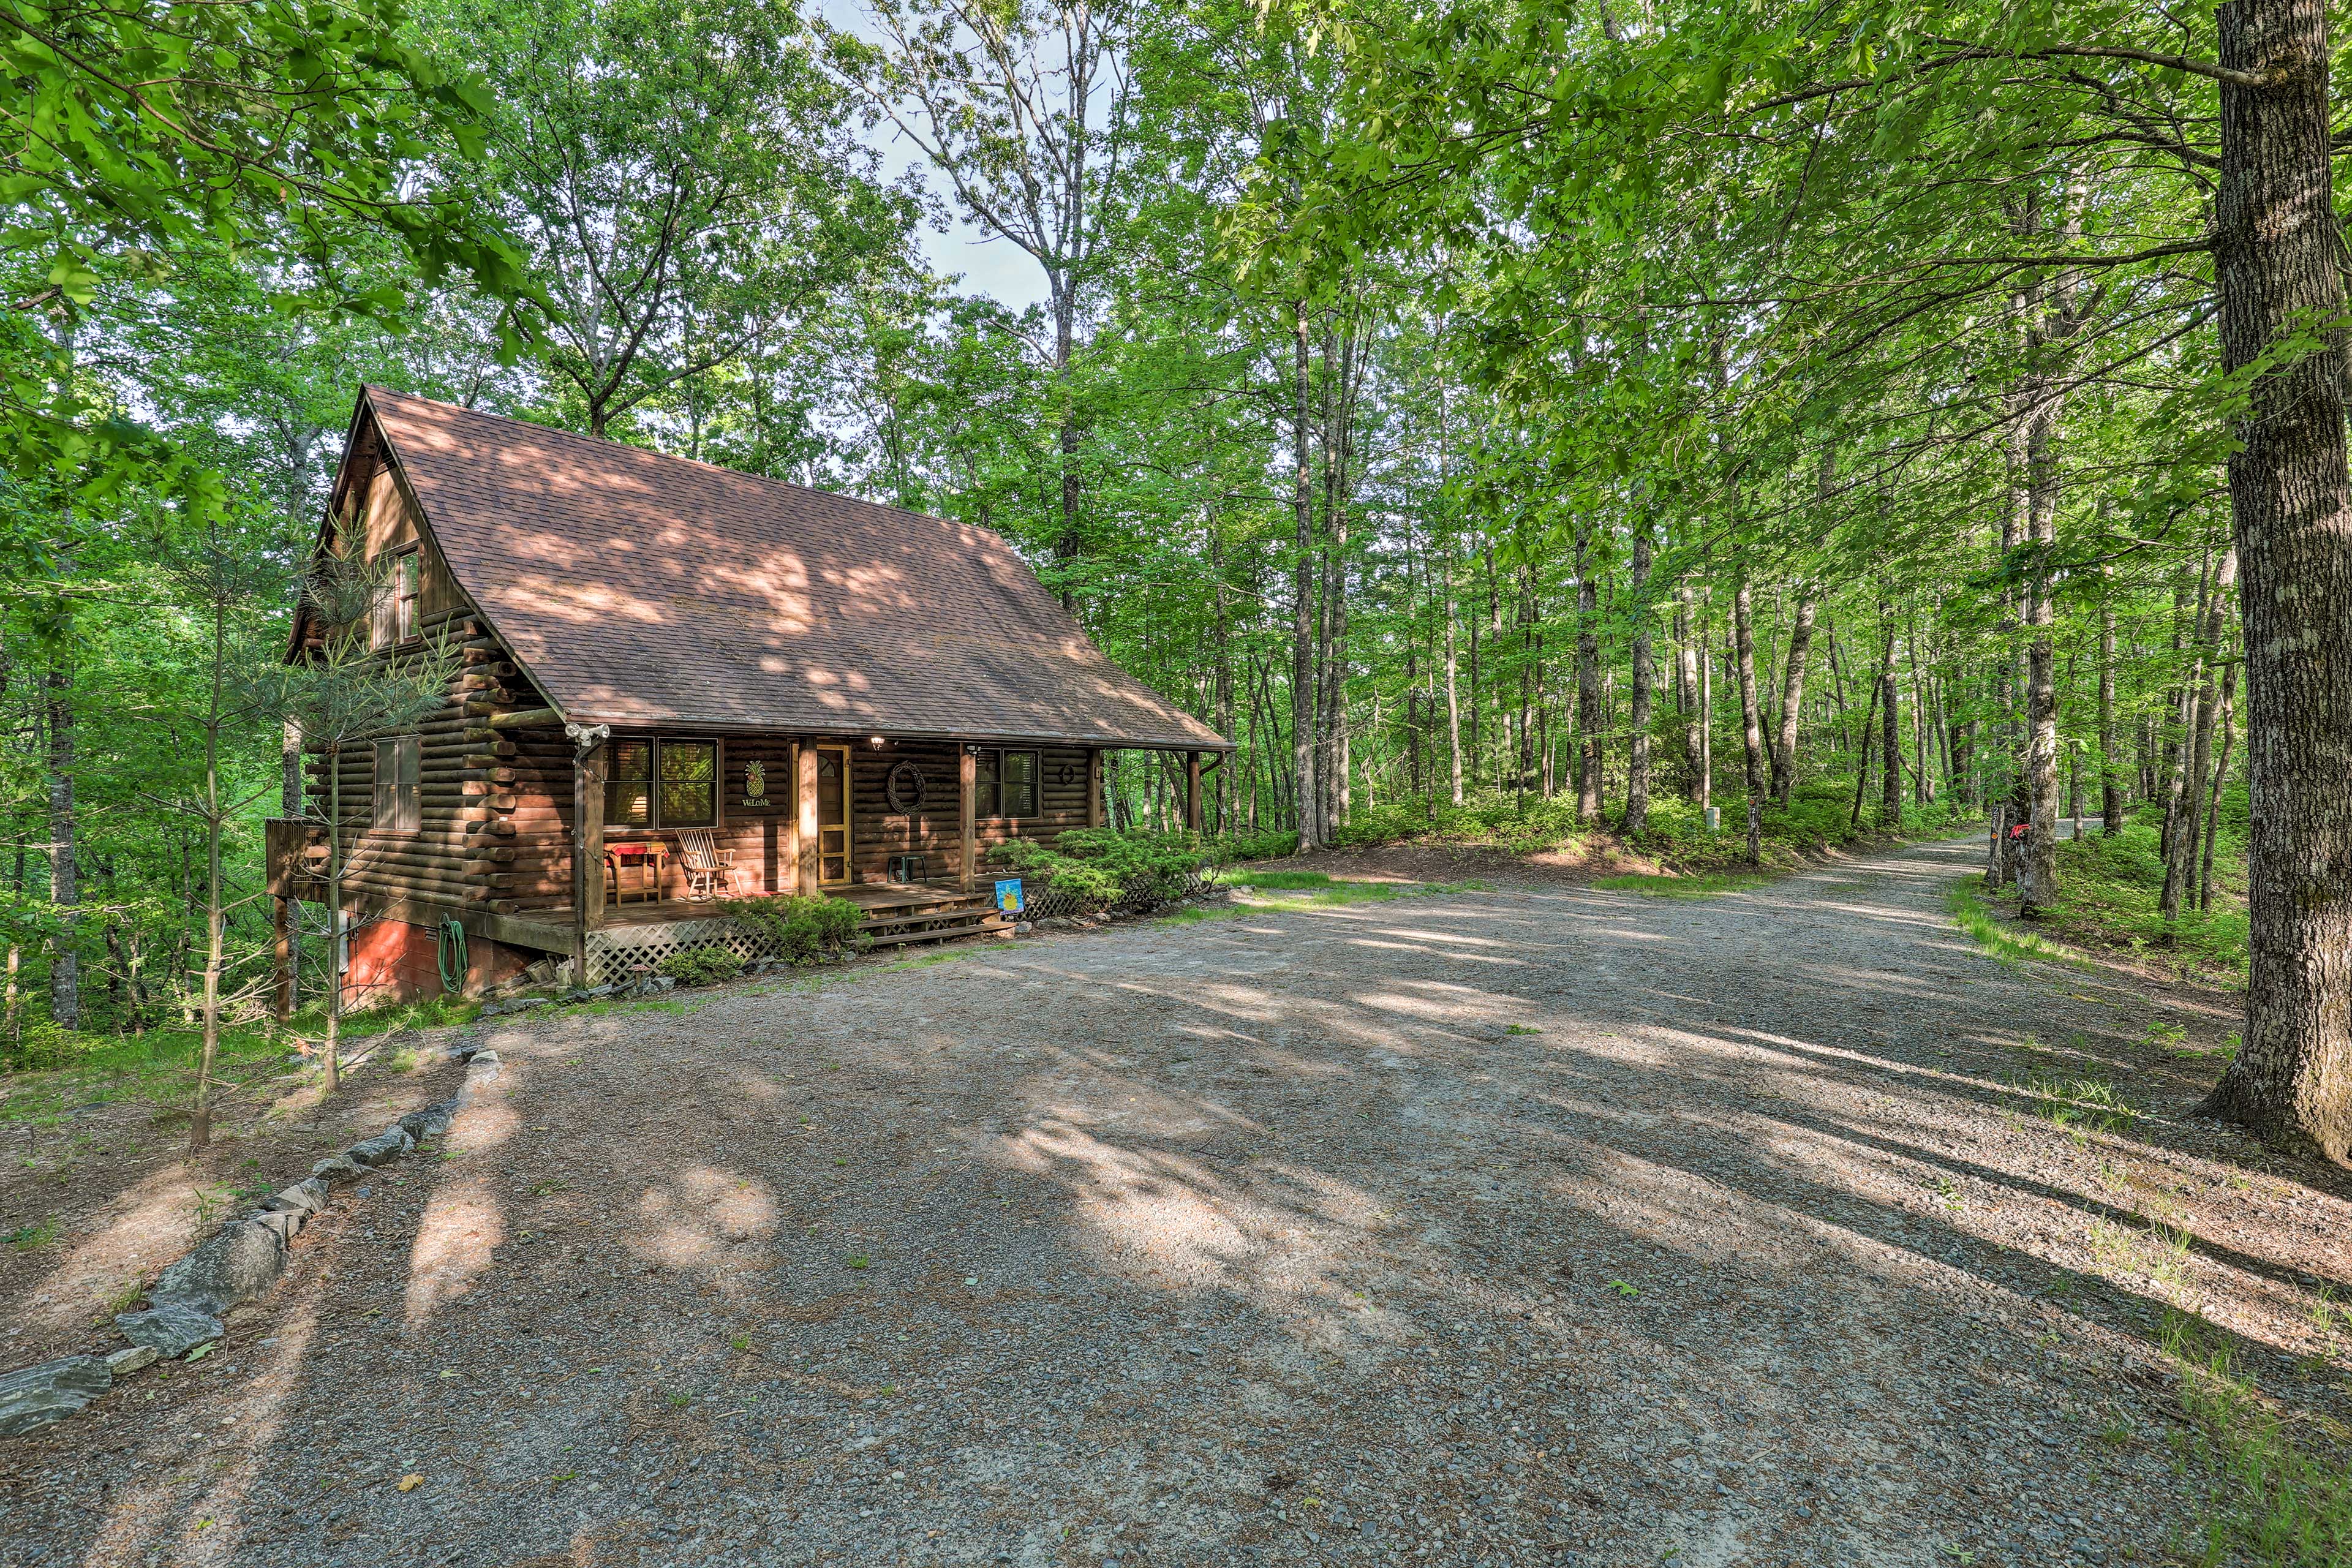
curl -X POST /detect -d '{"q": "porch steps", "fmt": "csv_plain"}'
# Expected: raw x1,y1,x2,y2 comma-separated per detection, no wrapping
855,889,1011,951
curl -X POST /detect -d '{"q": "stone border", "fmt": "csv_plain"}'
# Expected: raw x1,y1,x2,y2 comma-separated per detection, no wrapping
0,1047,505,1440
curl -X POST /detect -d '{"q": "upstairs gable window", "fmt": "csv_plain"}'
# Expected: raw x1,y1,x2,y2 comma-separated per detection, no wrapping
371,549,421,649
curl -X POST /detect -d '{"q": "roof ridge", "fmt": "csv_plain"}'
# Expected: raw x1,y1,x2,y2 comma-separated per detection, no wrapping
361,383,964,537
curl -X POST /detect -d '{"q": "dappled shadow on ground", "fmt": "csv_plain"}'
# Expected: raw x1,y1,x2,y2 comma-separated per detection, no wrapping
15,836,2350,1568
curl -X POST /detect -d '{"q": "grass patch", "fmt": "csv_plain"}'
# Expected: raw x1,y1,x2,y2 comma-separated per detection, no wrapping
2045,809,2250,988
1593,872,1768,899
2169,1311,2352,1565
1947,880,2089,968
2019,1072,2143,1135
1220,870,1340,889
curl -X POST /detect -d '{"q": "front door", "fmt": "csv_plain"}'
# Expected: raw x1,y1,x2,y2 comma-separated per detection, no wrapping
816,745,851,886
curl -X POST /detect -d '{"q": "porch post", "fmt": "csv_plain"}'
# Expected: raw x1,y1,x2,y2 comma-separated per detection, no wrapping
1186,751,1203,832
959,745,978,894
1087,748,1104,829
783,739,802,892
796,737,820,895
571,736,608,984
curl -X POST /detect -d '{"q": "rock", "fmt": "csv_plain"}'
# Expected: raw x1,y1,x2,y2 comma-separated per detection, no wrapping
1015,921,1035,935
463,1052,502,1091
0,1357,111,1438
247,1208,304,1245
264,1178,330,1218
311,1154,364,1183
347,1127,414,1167
150,1219,285,1314
399,1099,459,1141
104,1345,159,1376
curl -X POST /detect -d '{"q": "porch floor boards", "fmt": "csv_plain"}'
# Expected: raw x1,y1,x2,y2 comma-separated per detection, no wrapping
598,880,981,927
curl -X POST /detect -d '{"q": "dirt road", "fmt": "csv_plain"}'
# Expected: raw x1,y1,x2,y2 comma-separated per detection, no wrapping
6,835,2345,1567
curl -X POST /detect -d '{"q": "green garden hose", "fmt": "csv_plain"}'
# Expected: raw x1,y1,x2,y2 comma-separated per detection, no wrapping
435,916,468,996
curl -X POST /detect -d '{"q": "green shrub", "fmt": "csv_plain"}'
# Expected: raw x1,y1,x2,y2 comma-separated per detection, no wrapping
992,827,1211,905
1213,827,1300,862
720,894,865,962
656,949,744,987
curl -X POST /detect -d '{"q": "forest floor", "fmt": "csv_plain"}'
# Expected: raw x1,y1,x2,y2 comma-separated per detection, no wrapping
4,834,2348,1567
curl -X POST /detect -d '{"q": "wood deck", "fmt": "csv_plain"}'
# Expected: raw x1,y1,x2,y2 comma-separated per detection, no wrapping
598,880,973,927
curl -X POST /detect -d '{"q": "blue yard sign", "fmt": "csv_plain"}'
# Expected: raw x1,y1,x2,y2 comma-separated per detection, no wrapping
994,878,1025,915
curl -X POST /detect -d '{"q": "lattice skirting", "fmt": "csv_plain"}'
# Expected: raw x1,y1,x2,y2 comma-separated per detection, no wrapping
1019,870,1214,923
583,916,778,987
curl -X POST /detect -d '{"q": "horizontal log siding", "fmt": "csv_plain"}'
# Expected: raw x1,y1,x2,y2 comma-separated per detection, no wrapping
509,731,802,910
850,742,1088,884
506,737,1094,906
303,608,559,914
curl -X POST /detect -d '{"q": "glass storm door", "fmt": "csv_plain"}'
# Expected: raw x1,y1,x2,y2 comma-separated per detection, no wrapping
817,746,851,885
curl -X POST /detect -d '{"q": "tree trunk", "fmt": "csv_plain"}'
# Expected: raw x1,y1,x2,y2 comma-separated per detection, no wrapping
1732,578,1765,862
2163,550,2239,924
1574,531,1602,821
2201,655,2239,912
2203,0,2352,1161
45,666,77,1030
1443,550,1464,805
1626,527,1654,833
1676,582,1703,799
1770,591,1817,806
1879,605,1902,828
2099,573,2122,834
1290,301,1320,850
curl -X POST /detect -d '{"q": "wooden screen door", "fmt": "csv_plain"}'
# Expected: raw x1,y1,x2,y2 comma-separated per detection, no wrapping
816,745,851,885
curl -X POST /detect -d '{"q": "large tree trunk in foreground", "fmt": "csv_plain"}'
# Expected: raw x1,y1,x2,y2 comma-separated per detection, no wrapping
2203,0,2352,1162
2099,576,2122,834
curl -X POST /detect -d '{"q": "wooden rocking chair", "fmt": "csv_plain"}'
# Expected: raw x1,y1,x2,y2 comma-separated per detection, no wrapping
674,828,739,902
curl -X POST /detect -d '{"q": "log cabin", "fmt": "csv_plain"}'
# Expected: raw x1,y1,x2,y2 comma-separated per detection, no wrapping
277,386,1231,1006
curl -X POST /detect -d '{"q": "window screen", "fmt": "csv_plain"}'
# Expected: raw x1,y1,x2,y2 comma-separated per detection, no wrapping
658,739,717,828
974,749,1039,818
607,739,653,828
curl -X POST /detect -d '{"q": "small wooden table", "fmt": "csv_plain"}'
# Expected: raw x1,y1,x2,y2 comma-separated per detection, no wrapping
606,841,669,905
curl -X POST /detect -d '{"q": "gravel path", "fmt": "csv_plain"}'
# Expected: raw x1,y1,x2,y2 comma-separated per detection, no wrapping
6,834,2348,1567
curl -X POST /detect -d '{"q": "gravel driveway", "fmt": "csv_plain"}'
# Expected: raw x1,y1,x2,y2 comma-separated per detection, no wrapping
7,834,2348,1568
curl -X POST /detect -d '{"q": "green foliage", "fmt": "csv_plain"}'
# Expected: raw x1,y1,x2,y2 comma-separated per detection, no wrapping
1947,881,2087,970
2046,816,2250,986
991,828,1211,907
1214,827,1302,863
655,949,744,987
720,895,864,962
2168,1313,2352,1566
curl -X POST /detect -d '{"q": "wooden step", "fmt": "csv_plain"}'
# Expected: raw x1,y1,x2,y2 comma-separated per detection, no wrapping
862,913,1012,949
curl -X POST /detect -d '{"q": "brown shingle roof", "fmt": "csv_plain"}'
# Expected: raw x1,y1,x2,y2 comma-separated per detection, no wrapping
360,387,1229,750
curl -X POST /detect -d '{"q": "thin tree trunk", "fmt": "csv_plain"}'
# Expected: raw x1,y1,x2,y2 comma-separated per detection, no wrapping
2202,0,2352,1159
2163,550,2239,924
1770,590,1817,806
2099,572,2122,834
1575,530,1602,821
1879,604,1902,829
1676,582,1704,800
45,666,77,1030
1733,578,1765,862
1626,526,1654,834
1289,301,1320,851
